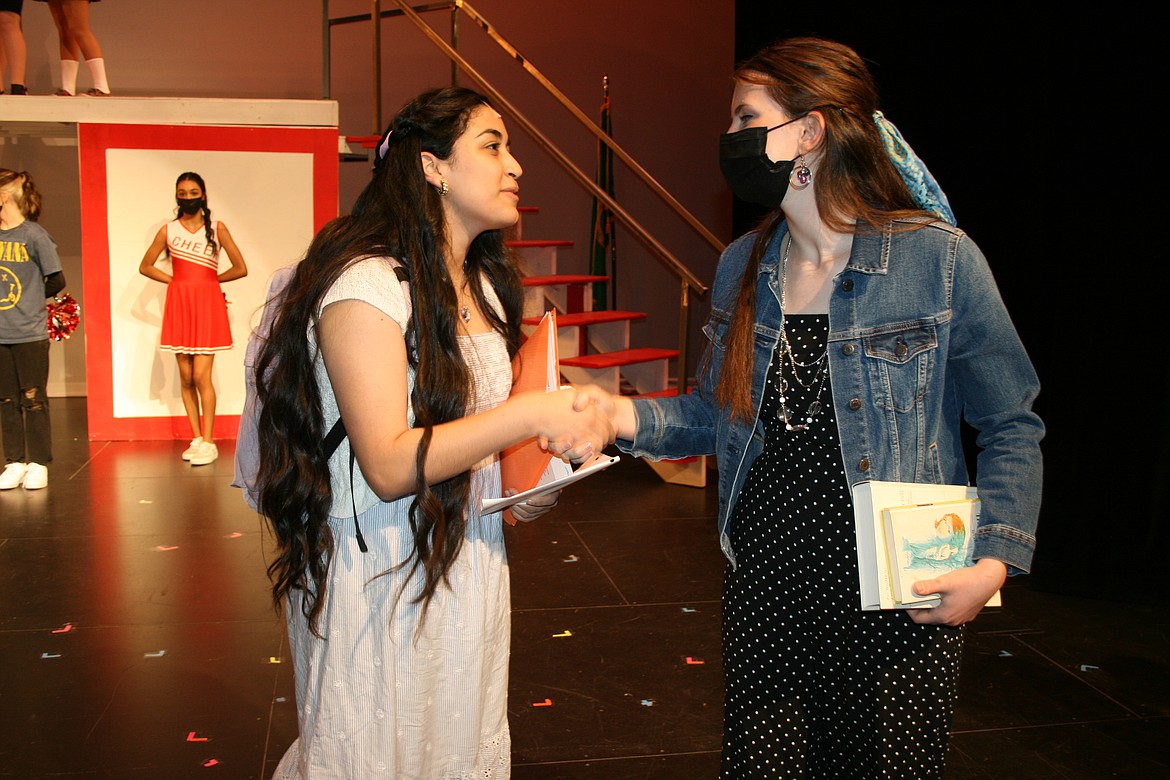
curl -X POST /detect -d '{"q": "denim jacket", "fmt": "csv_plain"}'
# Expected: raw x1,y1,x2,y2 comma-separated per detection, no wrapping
619,218,1044,575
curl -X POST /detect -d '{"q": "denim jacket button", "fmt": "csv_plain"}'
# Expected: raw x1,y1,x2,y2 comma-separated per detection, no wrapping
848,398,862,411
842,343,856,356
858,458,871,471
841,278,854,292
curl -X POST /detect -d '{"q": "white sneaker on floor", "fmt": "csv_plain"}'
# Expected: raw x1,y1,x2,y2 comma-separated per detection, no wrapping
0,462,28,490
181,436,204,461
22,462,47,490
189,441,218,466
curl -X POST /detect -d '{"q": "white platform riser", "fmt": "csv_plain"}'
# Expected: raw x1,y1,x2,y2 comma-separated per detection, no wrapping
620,362,671,395
559,365,620,394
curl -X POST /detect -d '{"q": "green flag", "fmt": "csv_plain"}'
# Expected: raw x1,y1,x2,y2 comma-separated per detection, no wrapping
588,78,614,311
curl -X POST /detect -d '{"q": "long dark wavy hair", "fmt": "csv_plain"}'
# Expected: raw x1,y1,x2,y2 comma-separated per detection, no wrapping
174,172,218,255
255,87,524,636
715,37,932,421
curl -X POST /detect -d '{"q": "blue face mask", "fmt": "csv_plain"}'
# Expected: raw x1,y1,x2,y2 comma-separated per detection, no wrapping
718,116,802,209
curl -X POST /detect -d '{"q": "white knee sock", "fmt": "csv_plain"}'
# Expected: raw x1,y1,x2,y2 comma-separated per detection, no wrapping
60,59,78,94
85,57,109,93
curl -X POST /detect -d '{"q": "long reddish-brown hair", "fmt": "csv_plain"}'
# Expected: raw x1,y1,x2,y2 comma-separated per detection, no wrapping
714,37,930,421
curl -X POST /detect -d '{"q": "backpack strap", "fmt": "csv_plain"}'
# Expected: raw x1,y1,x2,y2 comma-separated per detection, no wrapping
322,259,410,555
323,417,346,458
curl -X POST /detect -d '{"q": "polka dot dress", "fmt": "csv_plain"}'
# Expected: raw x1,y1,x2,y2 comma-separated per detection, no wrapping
720,314,963,779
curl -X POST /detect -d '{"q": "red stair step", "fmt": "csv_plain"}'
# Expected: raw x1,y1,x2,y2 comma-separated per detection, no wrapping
522,274,608,287
524,310,646,328
560,347,678,370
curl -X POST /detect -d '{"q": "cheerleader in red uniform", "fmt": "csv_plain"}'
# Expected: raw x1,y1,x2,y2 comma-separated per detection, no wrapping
139,172,247,465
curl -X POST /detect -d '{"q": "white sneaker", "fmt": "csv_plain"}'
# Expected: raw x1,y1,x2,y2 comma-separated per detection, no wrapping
181,436,204,461
0,462,28,490
189,441,218,466
22,462,47,490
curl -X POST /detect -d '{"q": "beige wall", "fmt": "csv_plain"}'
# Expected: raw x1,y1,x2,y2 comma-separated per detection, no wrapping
2,0,734,396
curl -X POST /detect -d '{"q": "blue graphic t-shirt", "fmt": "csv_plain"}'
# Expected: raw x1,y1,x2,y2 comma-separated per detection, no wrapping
0,220,63,343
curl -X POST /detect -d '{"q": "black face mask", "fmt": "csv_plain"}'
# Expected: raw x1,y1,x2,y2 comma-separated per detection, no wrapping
177,197,205,215
718,117,802,209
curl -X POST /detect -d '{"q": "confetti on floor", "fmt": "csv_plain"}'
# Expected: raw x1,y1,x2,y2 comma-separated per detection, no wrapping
51,623,74,633
186,732,209,742
532,698,553,707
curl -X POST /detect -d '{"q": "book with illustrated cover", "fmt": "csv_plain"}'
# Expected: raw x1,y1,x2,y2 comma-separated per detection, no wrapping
852,480,1000,611
882,498,980,607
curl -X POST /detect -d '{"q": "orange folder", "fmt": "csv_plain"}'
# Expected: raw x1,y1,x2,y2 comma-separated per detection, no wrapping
498,310,568,524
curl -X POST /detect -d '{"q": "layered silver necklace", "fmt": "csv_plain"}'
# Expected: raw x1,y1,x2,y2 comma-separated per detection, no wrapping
775,234,830,433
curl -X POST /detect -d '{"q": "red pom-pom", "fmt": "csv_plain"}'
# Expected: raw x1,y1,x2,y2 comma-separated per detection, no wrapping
46,294,81,341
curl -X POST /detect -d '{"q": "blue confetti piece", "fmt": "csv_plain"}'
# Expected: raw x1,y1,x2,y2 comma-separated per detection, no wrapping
41,652,61,659
143,650,166,658
641,699,655,707
562,554,579,563
1079,664,1099,672
681,607,698,613
998,650,1013,657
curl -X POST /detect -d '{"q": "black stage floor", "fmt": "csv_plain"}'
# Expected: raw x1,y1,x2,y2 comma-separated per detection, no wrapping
1,398,1166,779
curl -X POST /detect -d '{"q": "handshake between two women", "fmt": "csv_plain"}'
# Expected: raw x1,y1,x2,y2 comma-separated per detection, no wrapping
534,385,636,465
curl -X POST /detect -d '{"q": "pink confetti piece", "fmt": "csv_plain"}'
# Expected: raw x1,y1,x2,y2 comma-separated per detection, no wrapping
202,759,220,767
186,732,209,742
552,630,572,638
156,545,179,552
51,623,74,633
226,532,243,539
685,656,705,665
531,698,553,707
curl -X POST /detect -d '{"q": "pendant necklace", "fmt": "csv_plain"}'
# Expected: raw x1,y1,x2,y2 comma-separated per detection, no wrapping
459,305,471,324
775,233,830,433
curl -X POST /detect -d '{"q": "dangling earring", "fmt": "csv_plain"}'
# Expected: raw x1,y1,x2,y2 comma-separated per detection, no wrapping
437,178,449,196
790,155,812,190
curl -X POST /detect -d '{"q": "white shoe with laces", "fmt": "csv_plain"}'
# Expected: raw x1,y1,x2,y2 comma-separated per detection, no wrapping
22,463,48,490
189,441,218,466
181,437,204,461
0,462,28,490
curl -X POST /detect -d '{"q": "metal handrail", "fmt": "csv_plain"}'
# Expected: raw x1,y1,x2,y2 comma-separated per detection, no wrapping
323,0,719,391
454,1,724,260
325,1,460,131
391,0,709,295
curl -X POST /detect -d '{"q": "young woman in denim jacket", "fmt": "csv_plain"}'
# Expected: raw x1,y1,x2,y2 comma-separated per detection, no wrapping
591,37,1044,777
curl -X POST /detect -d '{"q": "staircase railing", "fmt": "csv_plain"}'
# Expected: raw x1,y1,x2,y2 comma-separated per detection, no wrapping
323,0,722,393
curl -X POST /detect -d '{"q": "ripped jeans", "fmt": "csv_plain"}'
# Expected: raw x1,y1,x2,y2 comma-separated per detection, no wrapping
0,339,52,465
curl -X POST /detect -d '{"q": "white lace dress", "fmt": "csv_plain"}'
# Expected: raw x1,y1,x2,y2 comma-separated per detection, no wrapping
274,258,514,779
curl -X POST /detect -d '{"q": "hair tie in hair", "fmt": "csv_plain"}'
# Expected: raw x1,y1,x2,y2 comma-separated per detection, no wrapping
873,110,956,225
